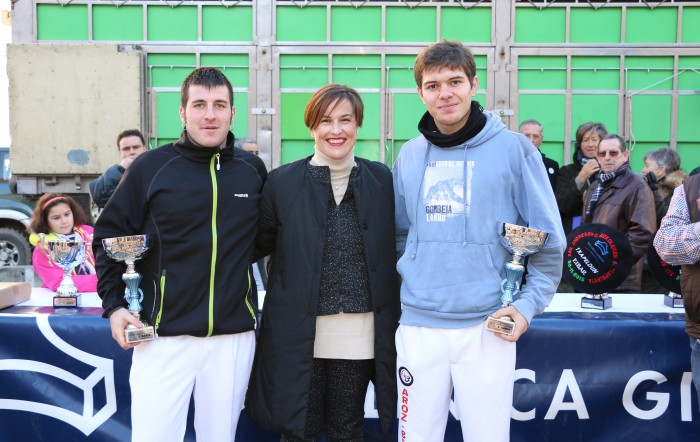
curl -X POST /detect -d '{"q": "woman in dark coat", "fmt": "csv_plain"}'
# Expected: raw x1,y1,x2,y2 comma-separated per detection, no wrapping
555,122,608,234
245,84,400,441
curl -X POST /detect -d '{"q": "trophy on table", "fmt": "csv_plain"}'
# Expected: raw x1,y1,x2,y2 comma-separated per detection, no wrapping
486,223,549,336
102,235,156,343
38,233,89,308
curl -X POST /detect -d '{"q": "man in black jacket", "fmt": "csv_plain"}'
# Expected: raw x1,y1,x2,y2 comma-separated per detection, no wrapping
519,119,559,192
94,67,266,441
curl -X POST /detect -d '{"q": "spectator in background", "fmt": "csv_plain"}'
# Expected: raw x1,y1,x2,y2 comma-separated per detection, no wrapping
519,119,559,192
556,122,607,234
29,193,97,293
234,136,259,156
642,147,688,227
582,134,655,293
89,129,147,208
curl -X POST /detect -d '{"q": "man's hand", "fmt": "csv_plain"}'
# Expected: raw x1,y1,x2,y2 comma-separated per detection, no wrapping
108,307,144,350
119,156,137,170
645,171,658,191
491,305,528,342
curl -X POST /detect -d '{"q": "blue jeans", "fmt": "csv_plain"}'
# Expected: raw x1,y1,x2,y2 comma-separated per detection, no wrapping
690,336,700,411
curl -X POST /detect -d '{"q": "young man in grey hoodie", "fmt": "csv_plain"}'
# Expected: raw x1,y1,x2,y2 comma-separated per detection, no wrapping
392,41,565,441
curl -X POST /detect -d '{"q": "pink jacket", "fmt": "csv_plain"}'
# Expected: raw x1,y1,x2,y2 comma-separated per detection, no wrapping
31,225,97,293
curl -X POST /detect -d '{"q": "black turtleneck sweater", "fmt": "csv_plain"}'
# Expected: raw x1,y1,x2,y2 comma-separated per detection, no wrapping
418,101,487,148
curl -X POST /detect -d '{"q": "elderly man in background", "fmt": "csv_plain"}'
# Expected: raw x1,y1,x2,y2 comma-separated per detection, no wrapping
519,119,559,192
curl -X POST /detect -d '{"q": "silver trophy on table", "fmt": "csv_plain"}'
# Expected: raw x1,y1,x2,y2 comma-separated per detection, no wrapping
39,233,89,308
102,235,155,343
486,223,549,336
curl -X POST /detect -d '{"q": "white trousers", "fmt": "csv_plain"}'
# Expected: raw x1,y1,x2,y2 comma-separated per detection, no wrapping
396,324,516,442
130,331,256,442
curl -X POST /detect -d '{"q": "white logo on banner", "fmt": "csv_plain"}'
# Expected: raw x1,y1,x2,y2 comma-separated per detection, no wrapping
0,316,117,435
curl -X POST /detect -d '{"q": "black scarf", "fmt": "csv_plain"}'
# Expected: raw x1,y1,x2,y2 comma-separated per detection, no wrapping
584,162,629,223
418,101,487,148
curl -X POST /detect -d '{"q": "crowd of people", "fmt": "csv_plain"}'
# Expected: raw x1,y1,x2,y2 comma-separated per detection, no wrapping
23,41,699,441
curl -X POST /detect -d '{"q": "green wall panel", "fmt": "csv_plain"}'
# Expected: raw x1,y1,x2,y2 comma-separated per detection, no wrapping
332,55,381,89
682,7,700,43
540,144,564,167
518,95,565,141
571,57,620,91
515,8,565,43
386,55,417,89
277,7,326,41
148,54,196,88
355,140,380,162
202,6,253,41
358,93,380,140
147,6,197,41
331,7,381,42
572,95,619,135
475,56,487,89
281,140,312,165
440,7,491,43
152,138,176,149
232,93,248,140
200,54,249,88
280,55,328,88
392,93,426,140
518,57,567,90
386,8,436,42
678,95,700,142
631,95,671,141
626,8,677,43
626,57,674,91
37,5,88,40
678,57,700,90
155,92,181,138
677,143,700,171
629,143,658,173
281,93,313,139
93,6,143,41
570,8,621,43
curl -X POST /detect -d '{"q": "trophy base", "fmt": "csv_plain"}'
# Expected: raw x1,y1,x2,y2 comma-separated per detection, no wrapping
581,295,612,310
664,294,684,308
125,324,156,344
53,294,80,308
486,315,515,336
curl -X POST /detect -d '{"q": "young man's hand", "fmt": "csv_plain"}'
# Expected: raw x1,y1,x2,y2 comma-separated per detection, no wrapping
108,307,144,350
490,305,528,342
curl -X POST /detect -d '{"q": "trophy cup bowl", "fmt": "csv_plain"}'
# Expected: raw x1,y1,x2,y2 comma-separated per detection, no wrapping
486,223,549,336
102,235,155,343
39,234,88,308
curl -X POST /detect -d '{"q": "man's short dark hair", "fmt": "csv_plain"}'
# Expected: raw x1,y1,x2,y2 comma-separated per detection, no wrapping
414,41,477,88
601,134,628,152
180,67,234,108
116,129,145,150
234,137,257,149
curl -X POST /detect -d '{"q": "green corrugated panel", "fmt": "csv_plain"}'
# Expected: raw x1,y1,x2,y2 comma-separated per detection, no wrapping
155,91,182,138
475,56,488,89
355,140,380,162
571,57,620,91
626,7,677,44
682,7,700,42
37,5,88,40
358,93,379,140
200,54,249,88
277,6,326,41
332,55,381,89
570,8,621,43
677,143,700,170
678,57,700,90
148,54,196,88
392,93,426,140
93,6,143,41
280,55,328,88
387,56,418,89
440,7,491,43
202,6,253,41
147,6,198,41
386,7,436,42
331,7,381,42
677,95,700,142
281,93,313,139
518,57,567,90
515,8,565,43
519,94,566,140
572,95,619,135
626,57,674,91
631,95,671,141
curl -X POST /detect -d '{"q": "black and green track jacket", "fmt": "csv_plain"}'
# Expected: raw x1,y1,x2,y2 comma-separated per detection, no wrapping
93,131,267,337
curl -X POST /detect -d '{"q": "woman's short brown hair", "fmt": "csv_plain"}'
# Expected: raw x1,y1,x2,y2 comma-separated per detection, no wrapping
574,122,608,153
29,193,90,234
304,84,364,131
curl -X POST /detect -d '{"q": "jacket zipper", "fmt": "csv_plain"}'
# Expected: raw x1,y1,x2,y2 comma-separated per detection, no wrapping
207,154,220,337
244,268,257,329
155,270,166,329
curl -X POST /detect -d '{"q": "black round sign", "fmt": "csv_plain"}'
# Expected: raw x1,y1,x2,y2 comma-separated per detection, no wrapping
563,223,634,294
647,239,681,294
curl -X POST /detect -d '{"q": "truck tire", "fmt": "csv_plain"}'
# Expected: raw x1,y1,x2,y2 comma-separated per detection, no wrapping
0,227,32,267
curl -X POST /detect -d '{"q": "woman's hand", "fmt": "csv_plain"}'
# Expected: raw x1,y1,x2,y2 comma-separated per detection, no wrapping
576,160,600,182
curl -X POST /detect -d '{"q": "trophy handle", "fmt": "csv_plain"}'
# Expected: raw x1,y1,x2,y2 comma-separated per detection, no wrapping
37,233,53,267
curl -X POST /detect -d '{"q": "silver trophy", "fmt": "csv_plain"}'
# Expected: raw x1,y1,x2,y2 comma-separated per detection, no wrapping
102,235,155,343
486,223,549,336
38,233,89,308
